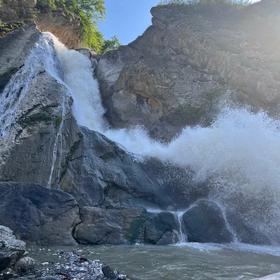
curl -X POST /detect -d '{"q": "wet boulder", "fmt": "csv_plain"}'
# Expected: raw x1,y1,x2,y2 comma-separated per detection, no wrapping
143,212,179,245
182,200,233,243
0,225,26,273
74,207,148,245
0,183,80,246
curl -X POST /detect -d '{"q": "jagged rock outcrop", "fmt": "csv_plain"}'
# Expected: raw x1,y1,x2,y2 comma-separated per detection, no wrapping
0,183,80,245
0,30,75,186
59,127,207,208
97,0,280,141
0,225,26,273
0,24,39,91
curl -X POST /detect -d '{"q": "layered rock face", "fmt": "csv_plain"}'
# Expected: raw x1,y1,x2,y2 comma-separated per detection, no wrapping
97,0,280,140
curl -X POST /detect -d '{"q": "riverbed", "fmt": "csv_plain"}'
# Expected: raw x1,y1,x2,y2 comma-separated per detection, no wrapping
29,243,280,280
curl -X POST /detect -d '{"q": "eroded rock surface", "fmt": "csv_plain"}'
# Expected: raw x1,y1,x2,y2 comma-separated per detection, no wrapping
97,0,280,141
0,225,26,274
0,183,80,245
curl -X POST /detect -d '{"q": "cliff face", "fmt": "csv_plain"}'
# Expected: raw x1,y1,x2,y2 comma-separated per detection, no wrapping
0,1,279,247
97,0,280,141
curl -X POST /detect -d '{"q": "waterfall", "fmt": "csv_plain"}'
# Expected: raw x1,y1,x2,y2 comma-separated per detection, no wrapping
48,34,280,243
0,33,62,138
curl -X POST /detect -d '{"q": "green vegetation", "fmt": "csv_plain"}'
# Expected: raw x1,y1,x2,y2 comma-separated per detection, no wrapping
36,0,120,53
0,21,23,38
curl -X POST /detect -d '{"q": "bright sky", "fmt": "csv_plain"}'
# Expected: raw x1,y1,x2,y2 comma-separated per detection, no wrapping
98,0,262,45
98,0,159,45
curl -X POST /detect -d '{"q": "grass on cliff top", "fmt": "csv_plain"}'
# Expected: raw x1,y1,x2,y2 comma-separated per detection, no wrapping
36,0,120,53
0,21,23,38
158,0,252,7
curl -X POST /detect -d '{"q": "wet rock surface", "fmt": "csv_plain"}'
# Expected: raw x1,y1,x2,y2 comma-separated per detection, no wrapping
0,226,26,273
0,25,39,92
0,183,80,246
1,250,129,280
182,200,233,243
59,127,207,209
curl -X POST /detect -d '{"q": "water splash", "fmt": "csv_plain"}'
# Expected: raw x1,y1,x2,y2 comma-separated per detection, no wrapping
49,35,280,243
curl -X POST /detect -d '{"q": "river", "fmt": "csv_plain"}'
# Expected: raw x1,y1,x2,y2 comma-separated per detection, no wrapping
30,243,280,279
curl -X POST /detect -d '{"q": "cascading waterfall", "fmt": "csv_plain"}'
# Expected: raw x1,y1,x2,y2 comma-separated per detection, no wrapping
0,34,62,138
44,33,280,244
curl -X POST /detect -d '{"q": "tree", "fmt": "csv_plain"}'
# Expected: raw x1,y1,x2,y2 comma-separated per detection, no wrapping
102,36,121,53
77,0,105,18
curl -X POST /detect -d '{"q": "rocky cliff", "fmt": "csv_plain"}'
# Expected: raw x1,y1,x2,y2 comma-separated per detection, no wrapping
0,0,279,247
97,0,280,140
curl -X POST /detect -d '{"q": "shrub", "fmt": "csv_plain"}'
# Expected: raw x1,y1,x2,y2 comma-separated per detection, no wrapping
36,0,114,53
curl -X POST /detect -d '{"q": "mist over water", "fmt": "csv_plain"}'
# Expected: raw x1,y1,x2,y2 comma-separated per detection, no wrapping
50,33,280,243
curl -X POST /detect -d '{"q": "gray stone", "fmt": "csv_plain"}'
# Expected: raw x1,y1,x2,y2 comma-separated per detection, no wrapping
0,25,39,92
14,256,36,275
182,200,233,243
74,207,147,245
96,1,280,141
59,127,207,209
0,226,26,251
0,183,80,245
143,212,179,245
0,225,26,273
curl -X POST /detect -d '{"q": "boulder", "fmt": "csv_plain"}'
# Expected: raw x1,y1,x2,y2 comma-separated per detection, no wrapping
74,207,148,245
75,207,183,245
143,212,179,245
0,183,80,245
0,225,26,273
14,256,36,275
182,200,233,243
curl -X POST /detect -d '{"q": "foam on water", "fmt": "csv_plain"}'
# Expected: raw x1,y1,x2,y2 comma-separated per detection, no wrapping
178,242,280,258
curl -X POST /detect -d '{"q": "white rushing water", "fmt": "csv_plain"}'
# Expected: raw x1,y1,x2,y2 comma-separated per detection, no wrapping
44,33,280,243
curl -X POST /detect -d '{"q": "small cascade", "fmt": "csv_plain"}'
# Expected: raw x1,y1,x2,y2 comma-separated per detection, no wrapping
36,33,68,188
0,32,70,188
214,200,239,243
173,211,187,244
147,208,188,244
47,106,65,188
0,33,61,138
